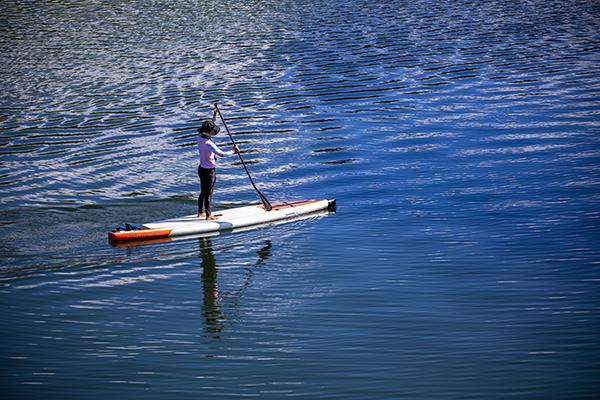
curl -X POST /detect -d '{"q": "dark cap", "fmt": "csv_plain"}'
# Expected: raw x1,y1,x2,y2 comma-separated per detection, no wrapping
198,120,220,136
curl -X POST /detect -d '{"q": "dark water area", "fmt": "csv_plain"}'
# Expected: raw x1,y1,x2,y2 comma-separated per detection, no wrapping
1,0,599,398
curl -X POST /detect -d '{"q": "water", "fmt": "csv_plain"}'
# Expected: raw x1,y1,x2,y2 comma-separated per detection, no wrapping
1,0,599,398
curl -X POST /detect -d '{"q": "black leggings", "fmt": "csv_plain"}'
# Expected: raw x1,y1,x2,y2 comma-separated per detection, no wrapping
198,166,216,215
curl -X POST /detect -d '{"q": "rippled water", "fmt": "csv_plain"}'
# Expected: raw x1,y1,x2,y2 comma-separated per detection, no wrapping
1,1,599,398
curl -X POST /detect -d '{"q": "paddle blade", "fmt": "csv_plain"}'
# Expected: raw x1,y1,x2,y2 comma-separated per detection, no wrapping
259,191,273,211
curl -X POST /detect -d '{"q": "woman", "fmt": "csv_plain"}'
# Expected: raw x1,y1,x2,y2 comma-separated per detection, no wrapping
197,107,239,220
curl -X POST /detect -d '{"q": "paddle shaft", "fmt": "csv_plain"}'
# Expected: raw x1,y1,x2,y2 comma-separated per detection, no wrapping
213,104,273,211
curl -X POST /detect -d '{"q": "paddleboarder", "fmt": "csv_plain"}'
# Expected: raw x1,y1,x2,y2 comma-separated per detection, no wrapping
197,106,239,220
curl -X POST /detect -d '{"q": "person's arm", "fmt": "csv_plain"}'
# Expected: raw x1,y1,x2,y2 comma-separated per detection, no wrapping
205,141,238,157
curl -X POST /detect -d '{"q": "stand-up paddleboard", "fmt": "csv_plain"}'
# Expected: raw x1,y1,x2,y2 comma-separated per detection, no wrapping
111,207,333,248
108,198,336,243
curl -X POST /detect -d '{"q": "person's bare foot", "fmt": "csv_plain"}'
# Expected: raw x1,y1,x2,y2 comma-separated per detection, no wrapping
206,215,218,221
196,213,206,219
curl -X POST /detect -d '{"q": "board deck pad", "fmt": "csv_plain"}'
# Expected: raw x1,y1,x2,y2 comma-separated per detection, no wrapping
109,199,335,243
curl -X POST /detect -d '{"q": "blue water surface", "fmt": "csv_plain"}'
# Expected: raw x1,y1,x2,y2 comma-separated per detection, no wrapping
1,1,599,398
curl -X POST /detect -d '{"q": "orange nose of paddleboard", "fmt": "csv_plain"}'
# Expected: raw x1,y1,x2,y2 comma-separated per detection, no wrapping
108,228,172,242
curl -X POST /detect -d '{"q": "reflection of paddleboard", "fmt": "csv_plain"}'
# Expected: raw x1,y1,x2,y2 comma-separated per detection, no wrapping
108,199,336,243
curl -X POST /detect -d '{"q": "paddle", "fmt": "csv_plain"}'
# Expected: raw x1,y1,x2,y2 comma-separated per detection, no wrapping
213,103,273,211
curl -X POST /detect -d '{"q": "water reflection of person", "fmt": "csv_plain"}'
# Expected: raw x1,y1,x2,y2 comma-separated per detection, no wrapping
199,237,224,335
198,237,272,336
